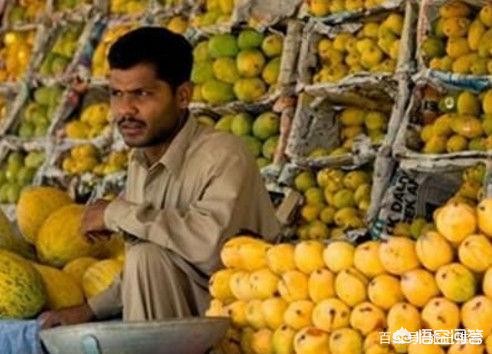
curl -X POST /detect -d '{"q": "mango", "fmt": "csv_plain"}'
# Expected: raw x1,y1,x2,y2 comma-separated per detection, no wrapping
349,302,386,335
462,295,492,336
294,327,330,354
233,78,266,103
400,269,440,307
421,297,460,330
435,202,477,243
436,263,477,303
201,79,235,104
368,274,404,310
458,234,492,272
312,298,350,332
208,34,239,58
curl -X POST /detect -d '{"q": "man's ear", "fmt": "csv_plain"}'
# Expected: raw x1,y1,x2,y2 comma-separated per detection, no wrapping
175,82,193,109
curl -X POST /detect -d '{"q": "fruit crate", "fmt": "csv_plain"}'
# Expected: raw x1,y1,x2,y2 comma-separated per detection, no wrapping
40,140,129,202
1,0,48,29
370,157,489,239
393,76,492,162
0,26,47,83
190,95,295,176
276,160,376,242
297,0,403,24
189,20,302,111
51,83,113,146
416,0,492,85
285,78,408,168
296,0,416,94
2,81,70,143
0,139,50,211
29,17,98,83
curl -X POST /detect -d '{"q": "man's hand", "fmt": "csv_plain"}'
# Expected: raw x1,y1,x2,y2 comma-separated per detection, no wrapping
81,199,111,243
38,303,95,329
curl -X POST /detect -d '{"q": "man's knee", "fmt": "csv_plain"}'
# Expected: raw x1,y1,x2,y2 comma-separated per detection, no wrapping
125,242,171,271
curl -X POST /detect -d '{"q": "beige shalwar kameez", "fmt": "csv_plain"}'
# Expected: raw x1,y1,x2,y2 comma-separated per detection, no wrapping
87,117,281,321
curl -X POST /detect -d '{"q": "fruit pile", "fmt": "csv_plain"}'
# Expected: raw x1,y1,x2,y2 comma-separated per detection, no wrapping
0,186,126,319
421,1,492,75
305,0,386,17
161,15,189,35
312,12,404,83
109,0,148,15
191,29,284,104
7,0,45,25
191,0,235,28
293,167,372,240
39,22,84,78
61,144,128,177
415,87,492,154
196,111,281,168
14,85,64,139
208,194,492,354
0,30,37,82
0,150,45,204
54,0,91,12
91,24,137,78
63,102,111,140
307,106,390,159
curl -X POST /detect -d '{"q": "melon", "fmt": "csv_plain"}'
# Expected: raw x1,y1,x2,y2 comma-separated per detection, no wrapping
32,263,84,310
16,186,72,244
0,250,45,318
63,257,98,288
36,204,103,267
82,259,123,298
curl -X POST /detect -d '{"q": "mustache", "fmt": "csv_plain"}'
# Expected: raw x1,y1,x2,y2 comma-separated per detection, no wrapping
117,116,146,127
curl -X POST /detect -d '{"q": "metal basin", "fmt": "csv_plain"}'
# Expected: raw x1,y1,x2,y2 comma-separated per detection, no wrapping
40,317,230,354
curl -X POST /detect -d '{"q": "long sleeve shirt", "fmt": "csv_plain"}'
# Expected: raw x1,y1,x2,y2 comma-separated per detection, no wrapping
88,116,281,318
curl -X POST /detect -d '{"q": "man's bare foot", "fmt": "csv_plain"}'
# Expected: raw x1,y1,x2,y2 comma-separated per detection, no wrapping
38,303,95,329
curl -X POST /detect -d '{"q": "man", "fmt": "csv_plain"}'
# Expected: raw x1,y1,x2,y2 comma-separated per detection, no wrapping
40,27,280,327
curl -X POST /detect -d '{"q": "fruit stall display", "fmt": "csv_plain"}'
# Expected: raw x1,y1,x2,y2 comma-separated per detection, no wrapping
290,165,373,240
0,1,492,354
285,87,399,167
189,25,297,108
207,193,492,353
6,84,66,140
418,0,492,78
297,4,415,91
298,0,403,19
31,19,88,80
394,78,492,159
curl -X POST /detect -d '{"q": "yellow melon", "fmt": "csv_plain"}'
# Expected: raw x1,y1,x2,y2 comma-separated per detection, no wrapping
0,250,45,318
16,186,72,244
82,259,123,298
63,257,98,289
36,204,103,267
32,263,84,310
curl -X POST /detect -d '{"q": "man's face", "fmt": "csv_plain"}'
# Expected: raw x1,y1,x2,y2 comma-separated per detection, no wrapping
109,63,184,147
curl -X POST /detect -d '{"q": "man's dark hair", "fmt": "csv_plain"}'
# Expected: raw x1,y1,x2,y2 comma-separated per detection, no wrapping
108,26,193,90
